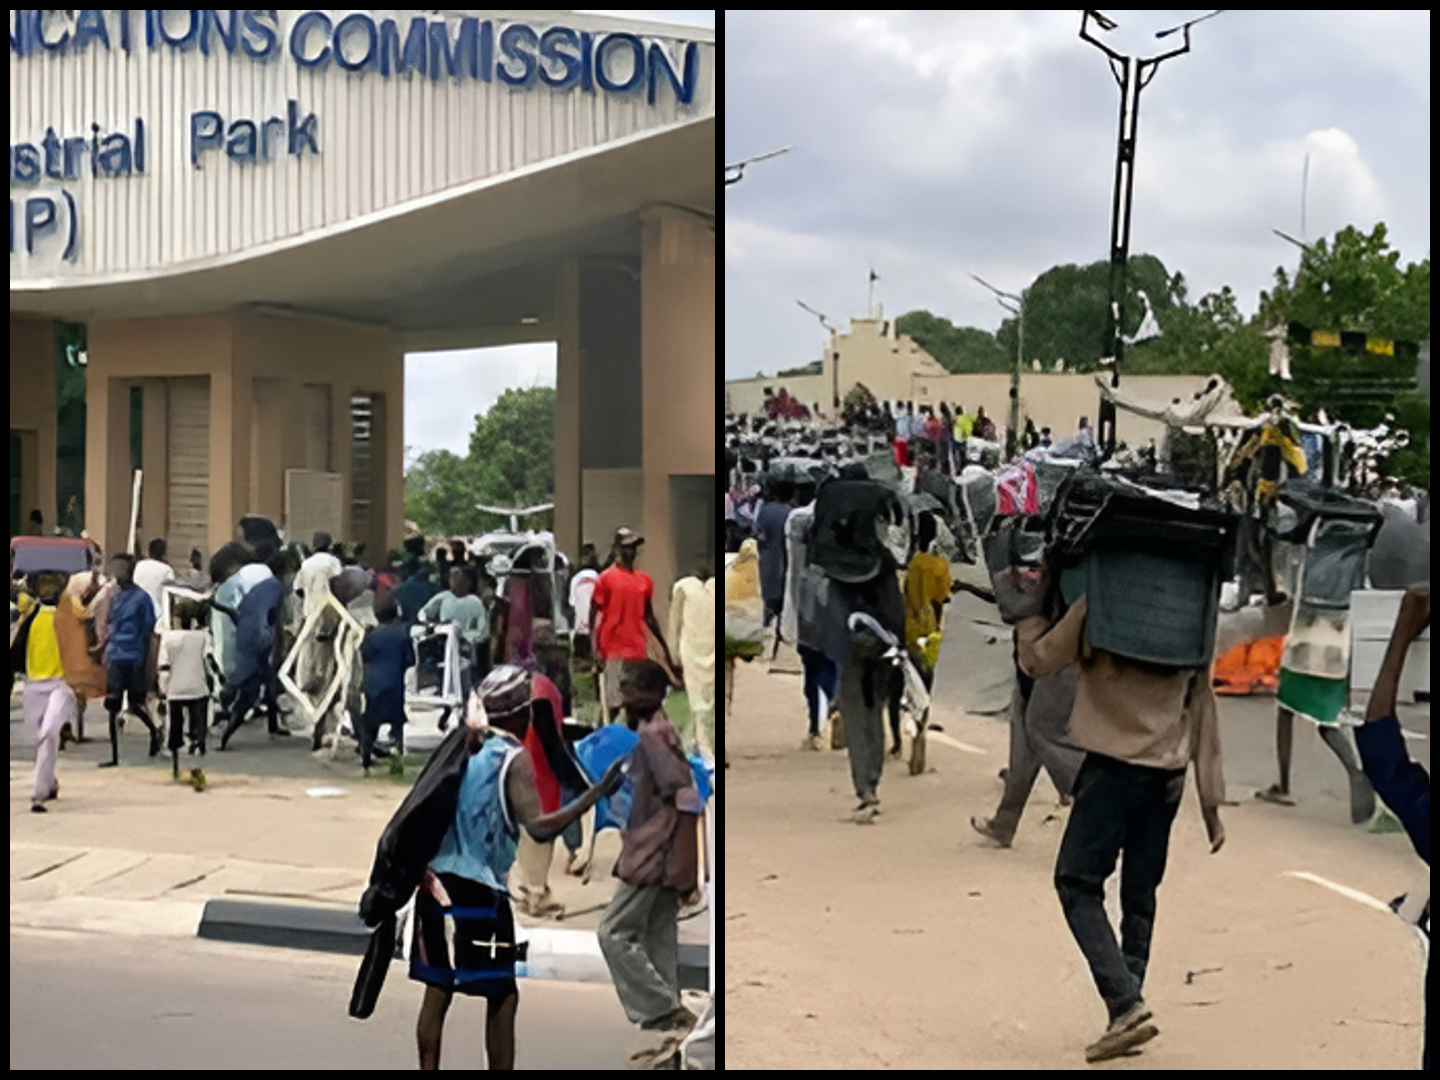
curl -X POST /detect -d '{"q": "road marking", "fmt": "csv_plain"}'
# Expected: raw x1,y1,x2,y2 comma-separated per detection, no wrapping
927,730,986,755
1282,871,1391,913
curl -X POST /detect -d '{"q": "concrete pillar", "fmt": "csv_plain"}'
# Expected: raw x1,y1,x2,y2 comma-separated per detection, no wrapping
561,253,645,571
9,319,58,537
84,371,132,555
211,335,248,552
640,206,716,624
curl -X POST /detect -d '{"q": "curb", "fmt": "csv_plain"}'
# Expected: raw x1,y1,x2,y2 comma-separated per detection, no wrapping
196,898,708,987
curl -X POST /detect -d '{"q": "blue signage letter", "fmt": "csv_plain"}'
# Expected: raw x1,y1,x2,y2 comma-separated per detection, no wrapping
191,111,223,167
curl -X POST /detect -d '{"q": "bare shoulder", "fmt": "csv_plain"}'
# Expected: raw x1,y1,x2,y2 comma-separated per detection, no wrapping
503,741,540,823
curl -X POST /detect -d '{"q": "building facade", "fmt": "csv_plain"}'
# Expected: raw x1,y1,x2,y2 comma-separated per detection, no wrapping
725,315,1240,450
11,9,714,613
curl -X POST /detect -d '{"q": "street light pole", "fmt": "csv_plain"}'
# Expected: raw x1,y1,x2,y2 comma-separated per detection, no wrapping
970,273,1024,458
1079,10,1217,458
796,299,840,415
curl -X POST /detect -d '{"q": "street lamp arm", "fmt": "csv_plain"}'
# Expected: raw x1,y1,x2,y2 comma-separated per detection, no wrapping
725,147,792,187
1082,11,1212,68
1157,10,1223,39
968,272,1021,306
1079,10,1126,64
1272,228,1314,254
796,299,835,333
1142,27,1192,68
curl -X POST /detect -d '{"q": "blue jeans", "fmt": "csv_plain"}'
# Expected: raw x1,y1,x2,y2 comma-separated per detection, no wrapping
1054,753,1185,1022
798,645,840,736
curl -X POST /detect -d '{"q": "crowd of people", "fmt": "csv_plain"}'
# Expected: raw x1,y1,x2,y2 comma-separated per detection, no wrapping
14,518,717,1067
14,520,716,783
747,389,1069,472
725,408,1429,1067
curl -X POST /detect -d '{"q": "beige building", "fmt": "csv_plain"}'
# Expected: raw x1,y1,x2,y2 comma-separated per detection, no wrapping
725,315,1237,450
11,10,714,617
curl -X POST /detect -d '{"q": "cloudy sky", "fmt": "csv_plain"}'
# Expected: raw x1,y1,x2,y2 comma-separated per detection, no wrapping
406,8,715,459
726,9,1431,381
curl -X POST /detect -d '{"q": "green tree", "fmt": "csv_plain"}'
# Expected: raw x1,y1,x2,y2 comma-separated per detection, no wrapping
404,386,556,537
994,253,1186,373
403,448,481,538
1257,223,1429,486
1124,282,1273,405
894,230,1428,488
895,311,1010,373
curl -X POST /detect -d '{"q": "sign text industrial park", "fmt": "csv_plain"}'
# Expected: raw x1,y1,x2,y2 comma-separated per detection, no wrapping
10,9,703,263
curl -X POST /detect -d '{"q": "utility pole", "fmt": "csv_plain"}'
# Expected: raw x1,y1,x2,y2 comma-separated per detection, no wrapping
1079,10,1220,458
796,299,839,413
970,273,1024,458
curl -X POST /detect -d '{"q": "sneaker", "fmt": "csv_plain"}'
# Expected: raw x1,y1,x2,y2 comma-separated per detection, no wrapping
1085,1001,1158,1063
970,815,1013,848
851,798,880,824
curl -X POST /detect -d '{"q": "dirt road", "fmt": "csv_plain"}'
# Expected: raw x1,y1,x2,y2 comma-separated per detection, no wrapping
726,609,1428,1070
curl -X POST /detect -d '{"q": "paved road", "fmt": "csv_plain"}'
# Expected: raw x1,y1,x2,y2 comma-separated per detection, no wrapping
11,927,645,1070
10,689,712,1069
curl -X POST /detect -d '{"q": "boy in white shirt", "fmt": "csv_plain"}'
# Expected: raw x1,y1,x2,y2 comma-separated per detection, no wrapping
158,599,211,777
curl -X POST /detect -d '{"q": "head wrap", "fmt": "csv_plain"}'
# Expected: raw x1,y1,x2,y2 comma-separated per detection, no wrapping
479,663,531,718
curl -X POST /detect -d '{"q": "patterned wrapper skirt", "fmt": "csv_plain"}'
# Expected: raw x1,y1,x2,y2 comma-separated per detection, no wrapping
409,873,525,1000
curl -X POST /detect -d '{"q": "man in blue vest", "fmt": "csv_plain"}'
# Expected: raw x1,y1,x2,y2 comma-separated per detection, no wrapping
410,665,623,1069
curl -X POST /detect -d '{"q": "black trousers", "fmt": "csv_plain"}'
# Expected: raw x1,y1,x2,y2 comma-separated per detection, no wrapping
168,697,208,752
1054,753,1186,1022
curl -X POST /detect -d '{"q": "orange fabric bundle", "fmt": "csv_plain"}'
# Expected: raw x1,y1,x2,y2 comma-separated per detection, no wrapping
1212,635,1285,695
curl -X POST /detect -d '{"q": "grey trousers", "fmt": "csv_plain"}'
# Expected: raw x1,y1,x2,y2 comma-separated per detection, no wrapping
991,665,1084,841
598,881,681,1025
839,642,894,804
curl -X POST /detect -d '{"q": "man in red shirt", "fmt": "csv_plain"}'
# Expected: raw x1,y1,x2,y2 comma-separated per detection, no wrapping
590,528,679,721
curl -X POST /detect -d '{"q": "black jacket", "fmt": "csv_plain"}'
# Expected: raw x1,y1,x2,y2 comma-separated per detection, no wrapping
349,726,469,1020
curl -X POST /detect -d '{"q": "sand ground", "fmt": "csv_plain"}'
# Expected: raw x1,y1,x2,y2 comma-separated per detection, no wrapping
726,599,1428,1070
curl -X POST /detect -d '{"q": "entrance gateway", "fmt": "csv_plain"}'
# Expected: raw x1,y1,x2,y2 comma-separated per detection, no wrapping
10,9,715,621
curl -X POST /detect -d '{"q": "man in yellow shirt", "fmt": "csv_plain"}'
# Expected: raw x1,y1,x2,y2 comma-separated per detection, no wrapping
900,513,952,772
904,514,952,668
17,573,77,813
952,406,975,472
